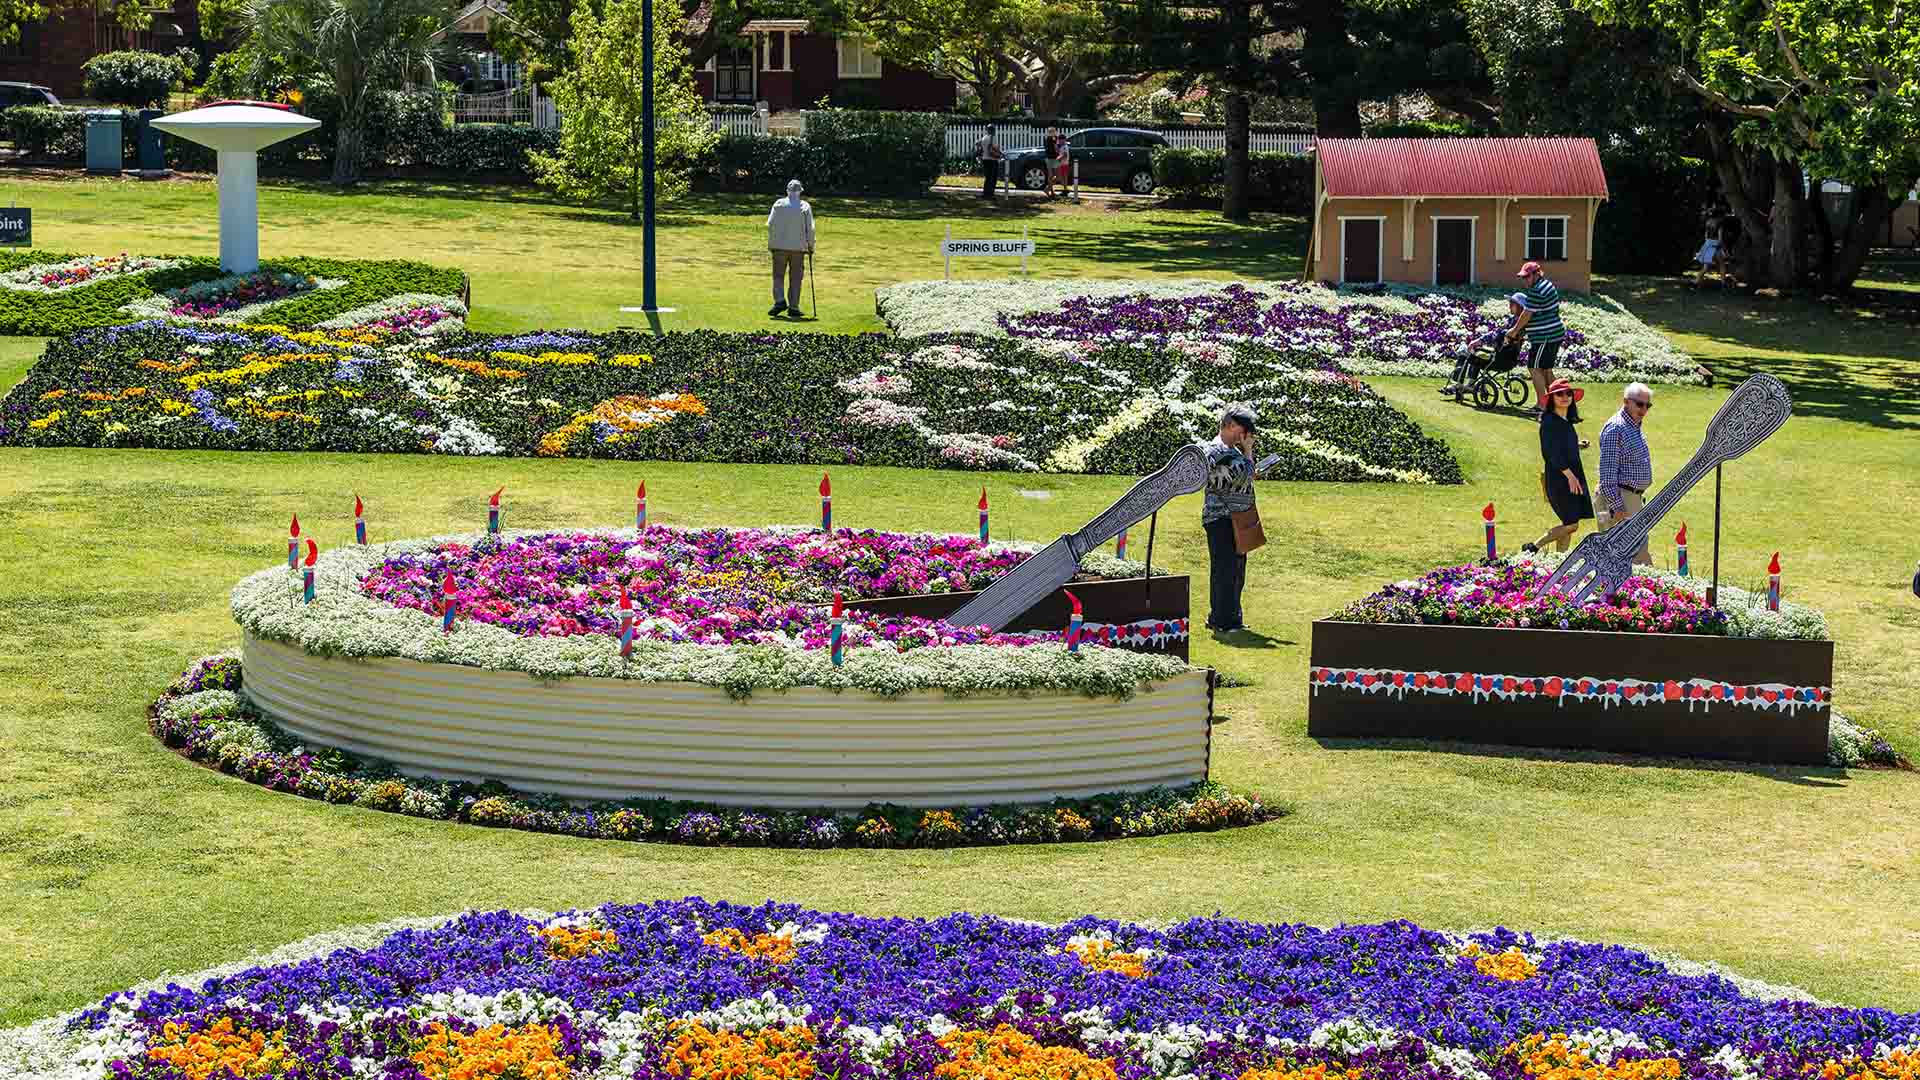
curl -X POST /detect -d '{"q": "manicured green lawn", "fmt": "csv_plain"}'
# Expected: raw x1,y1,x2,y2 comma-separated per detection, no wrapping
1,178,1917,1026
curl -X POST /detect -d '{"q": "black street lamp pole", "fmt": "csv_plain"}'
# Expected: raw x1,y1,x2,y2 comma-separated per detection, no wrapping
641,0,658,311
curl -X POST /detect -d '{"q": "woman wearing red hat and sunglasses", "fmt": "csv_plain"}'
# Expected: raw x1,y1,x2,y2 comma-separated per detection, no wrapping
1523,378,1594,554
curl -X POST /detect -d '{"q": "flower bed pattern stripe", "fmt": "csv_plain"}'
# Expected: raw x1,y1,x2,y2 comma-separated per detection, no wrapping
1310,667,1830,714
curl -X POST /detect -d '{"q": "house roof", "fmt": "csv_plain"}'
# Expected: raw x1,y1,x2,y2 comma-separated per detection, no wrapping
742,18,811,31
1317,138,1609,199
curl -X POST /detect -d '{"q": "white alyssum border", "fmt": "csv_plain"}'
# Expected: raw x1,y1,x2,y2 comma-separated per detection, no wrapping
231,528,1187,700
117,273,348,325
316,292,469,334
0,255,184,294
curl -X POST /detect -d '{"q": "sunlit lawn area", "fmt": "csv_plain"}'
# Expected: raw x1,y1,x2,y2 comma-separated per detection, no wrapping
1,176,1916,1025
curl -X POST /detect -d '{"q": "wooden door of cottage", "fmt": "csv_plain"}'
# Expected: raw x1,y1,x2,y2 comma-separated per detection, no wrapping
1342,219,1381,283
1435,218,1474,285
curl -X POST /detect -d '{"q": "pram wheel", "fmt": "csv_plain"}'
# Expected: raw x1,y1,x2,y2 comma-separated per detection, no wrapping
1502,376,1530,408
1473,381,1501,408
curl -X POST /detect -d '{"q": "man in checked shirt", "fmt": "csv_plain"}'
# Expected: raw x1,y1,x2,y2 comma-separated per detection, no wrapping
1596,382,1656,564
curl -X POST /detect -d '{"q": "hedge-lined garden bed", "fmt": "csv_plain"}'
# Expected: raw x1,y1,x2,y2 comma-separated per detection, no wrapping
0,325,1462,482
0,250,465,336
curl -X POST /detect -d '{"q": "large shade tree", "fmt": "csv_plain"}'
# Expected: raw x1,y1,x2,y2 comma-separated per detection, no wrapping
246,0,450,184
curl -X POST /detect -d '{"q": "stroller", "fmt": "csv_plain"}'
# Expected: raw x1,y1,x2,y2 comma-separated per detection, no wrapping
1443,333,1531,409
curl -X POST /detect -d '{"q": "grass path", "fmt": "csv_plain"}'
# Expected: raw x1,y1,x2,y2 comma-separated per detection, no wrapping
0,177,1917,1024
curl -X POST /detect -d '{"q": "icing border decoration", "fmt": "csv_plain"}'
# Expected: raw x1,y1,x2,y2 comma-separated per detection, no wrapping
1310,666,1829,714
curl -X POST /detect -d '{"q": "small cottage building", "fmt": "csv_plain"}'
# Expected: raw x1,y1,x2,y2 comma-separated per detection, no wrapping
1307,138,1610,292
695,20,955,112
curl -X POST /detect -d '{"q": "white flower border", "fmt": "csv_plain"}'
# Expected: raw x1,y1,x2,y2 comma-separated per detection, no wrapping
231,527,1188,700
0,255,184,295
316,291,469,334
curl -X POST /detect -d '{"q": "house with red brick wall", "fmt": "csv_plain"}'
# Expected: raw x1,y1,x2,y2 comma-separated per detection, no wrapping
0,1,200,100
695,19,954,112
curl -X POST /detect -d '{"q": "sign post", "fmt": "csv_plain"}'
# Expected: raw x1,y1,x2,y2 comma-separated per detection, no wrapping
0,208,29,247
941,228,1039,280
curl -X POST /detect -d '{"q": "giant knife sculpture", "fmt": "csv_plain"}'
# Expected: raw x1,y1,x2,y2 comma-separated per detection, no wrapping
951,444,1211,632
1533,372,1792,604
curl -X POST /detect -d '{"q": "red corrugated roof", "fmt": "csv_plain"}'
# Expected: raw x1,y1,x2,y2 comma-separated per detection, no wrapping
1318,138,1608,199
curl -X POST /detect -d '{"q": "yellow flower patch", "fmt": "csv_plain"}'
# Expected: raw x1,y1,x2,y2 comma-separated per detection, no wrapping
702,927,799,965
158,398,195,416
494,350,596,366
533,923,620,959
919,810,964,841
536,393,708,457
1505,1034,1684,1080
658,1021,816,1080
1066,938,1149,978
1806,1049,1920,1080
424,353,526,380
610,353,655,366
26,410,64,430
178,359,286,390
935,1025,1121,1080
81,407,111,419
81,386,148,402
1462,943,1539,982
411,1021,573,1080
140,357,199,374
146,1016,291,1080
38,388,67,401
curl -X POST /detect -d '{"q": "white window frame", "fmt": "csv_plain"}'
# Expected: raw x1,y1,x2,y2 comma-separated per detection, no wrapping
1337,215,1387,285
1431,215,1477,286
837,34,883,78
1524,214,1569,262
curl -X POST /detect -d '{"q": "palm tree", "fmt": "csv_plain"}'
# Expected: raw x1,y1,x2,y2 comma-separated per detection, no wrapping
248,0,450,184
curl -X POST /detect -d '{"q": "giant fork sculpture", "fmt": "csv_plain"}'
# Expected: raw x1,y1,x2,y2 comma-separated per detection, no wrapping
1533,373,1792,605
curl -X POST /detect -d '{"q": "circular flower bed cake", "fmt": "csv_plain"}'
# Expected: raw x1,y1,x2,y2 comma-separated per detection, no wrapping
221,526,1240,828
11,897,1918,1079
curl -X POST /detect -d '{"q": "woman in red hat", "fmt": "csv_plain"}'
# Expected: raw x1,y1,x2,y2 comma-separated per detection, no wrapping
1524,378,1593,554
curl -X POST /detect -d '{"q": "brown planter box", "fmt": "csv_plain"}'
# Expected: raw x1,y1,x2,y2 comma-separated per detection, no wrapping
854,576,1192,661
1307,620,1832,765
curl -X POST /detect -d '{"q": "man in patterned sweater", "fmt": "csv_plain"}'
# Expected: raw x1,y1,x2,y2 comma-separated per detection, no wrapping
1507,260,1566,414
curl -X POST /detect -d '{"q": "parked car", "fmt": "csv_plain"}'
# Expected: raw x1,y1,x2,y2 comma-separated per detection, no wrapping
1002,127,1167,194
0,82,61,110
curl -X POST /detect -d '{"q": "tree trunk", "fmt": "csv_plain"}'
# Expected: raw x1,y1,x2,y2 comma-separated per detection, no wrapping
1223,89,1251,221
1303,0,1362,137
1767,157,1803,290
1702,121,1772,286
1829,184,1894,289
332,120,364,186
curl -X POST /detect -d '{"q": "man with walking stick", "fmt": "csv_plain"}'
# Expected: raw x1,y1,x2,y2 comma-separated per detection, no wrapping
767,178,815,318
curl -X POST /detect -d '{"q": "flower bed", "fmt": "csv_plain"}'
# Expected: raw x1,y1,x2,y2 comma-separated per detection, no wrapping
0,325,1462,483
0,250,465,336
10,897,1918,1080
152,653,1270,845
875,279,1702,385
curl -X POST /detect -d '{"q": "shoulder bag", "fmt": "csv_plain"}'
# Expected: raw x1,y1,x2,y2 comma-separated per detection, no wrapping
1231,507,1265,554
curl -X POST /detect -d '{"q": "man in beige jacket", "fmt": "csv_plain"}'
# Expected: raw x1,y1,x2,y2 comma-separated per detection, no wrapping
766,179,815,317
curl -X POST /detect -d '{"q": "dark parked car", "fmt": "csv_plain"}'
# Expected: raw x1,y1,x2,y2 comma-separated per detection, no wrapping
1002,127,1167,194
0,82,61,110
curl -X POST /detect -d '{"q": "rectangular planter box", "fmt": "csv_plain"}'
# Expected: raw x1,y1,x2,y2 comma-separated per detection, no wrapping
1307,620,1833,765
853,576,1191,661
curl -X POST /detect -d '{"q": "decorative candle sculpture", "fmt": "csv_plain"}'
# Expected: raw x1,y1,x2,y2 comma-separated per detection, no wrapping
487,487,504,535
1482,502,1497,560
636,481,647,531
1675,522,1688,577
353,494,367,545
148,104,321,273
829,591,845,666
1115,526,1128,560
442,573,458,632
301,539,317,603
618,581,635,660
287,514,301,570
820,473,832,534
977,487,989,543
1065,589,1083,652
1767,552,1781,612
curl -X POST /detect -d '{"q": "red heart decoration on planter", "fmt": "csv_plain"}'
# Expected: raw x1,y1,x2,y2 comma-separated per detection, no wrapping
1603,682,1617,694
1502,677,1517,693
1393,672,1406,687
1762,689,1778,703
1664,681,1681,701
1314,668,1329,682
1361,674,1378,687
1625,684,1642,698
1733,686,1746,700
1455,674,1473,692
1414,673,1429,688
1712,684,1726,699
1520,679,1535,693
1545,677,1564,697
1578,679,1592,694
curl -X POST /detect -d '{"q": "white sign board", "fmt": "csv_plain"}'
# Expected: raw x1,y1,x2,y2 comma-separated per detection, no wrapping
942,224,1034,278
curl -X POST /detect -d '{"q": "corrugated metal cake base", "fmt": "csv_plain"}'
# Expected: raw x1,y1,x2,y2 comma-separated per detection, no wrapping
240,633,1213,808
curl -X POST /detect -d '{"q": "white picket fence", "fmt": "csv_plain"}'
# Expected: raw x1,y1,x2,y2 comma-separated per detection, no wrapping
709,109,770,137
451,87,560,130
943,120,1314,159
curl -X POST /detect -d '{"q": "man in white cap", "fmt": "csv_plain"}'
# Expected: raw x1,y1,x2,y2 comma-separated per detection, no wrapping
766,179,815,317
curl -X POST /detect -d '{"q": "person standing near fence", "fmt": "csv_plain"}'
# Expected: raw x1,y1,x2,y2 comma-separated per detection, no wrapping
766,179,814,318
976,125,1003,199
1043,128,1067,199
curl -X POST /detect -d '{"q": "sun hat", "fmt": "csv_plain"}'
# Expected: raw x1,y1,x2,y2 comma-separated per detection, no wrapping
1508,291,1528,305
1517,260,1543,278
786,179,803,195
1544,377,1584,403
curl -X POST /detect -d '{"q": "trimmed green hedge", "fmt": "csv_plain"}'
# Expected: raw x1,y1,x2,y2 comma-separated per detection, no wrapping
701,109,946,195
1150,148,1314,211
0,252,465,336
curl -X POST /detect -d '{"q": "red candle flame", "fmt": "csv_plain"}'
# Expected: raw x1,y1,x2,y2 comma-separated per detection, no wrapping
1768,552,1781,575
637,481,646,500
353,493,363,517
978,487,988,511
290,513,300,538
489,486,504,508
831,591,844,618
304,539,317,567
442,573,456,596
1676,522,1687,545
1481,502,1495,522
1065,589,1082,617
820,473,831,498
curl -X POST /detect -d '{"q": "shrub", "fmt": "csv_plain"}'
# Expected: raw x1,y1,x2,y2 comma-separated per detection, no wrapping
1149,147,1313,211
1363,119,1479,138
701,109,945,195
82,50,186,106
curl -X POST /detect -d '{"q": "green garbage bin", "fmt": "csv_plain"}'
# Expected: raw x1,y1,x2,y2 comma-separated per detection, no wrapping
85,110,122,175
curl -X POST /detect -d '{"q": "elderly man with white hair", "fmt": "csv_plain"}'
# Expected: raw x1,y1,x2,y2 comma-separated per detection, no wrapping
766,179,815,318
1596,381,1656,564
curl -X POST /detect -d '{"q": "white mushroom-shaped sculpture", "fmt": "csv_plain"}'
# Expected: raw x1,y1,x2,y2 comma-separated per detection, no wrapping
150,102,321,273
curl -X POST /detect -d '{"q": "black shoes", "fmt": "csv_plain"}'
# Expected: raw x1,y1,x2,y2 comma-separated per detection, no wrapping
1521,542,1539,554
769,303,787,316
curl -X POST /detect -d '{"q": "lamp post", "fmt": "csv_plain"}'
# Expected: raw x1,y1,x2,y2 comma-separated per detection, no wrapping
642,0,657,312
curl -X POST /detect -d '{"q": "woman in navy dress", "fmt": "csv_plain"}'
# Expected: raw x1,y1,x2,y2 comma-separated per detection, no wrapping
1525,378,1593,553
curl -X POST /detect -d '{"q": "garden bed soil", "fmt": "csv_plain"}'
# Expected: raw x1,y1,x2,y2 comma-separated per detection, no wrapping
1306,620,1832,765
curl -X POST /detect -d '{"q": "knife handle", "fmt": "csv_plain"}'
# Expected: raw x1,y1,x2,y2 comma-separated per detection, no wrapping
1069,444,1208,558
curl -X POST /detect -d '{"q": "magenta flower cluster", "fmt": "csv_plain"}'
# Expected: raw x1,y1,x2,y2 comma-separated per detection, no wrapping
360,527,1067,650
1330,558,1733,635
168,270,317,319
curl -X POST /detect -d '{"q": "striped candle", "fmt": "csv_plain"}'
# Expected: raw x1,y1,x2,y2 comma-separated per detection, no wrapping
442,573,458,633
287,514,301,570
820,473,832,534
1115,527,1128,560
487,487,504,535
1064,589,1083,653
618,580,635,659
1767,552,1781,612
1675,522,1688,577
636,481,647,531
977,487,989,543
353,494,367,545
301,539,317,603
1482,502,1496,560
829,591,845,666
